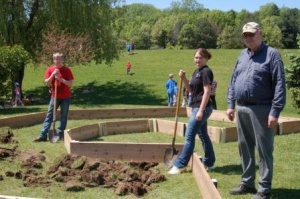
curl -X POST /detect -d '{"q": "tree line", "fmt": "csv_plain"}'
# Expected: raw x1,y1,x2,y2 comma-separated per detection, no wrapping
119,1,300,50
0,0,300,102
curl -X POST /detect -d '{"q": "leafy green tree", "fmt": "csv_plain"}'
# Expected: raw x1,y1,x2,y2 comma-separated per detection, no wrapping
151,19,168,48
285,34,300,108
178,23,196,48
0,0,124,94
258,3,280,21
279,8,300,48
217,25,243,49
0,45,30,98
260,16,283,48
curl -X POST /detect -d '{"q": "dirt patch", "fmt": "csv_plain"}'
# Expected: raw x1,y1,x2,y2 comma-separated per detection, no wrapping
0,127,18,144
0,129,166,197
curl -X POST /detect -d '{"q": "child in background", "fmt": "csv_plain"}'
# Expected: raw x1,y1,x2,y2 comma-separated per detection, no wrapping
165,73,177,107
13,82,25,107
126,61,132,75
181,86,189,107
173,85,178,106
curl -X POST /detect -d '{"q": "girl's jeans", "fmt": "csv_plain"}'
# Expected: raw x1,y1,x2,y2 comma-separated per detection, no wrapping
174,105,215,168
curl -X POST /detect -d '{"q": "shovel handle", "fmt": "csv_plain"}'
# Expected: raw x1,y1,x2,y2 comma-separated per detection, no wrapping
171,78,183,147
53,79,57,122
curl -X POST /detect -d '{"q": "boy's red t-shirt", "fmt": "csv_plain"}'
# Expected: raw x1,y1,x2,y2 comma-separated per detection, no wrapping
45,66,74,99
126,62,131,69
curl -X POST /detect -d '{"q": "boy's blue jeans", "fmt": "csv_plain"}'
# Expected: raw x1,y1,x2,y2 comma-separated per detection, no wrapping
174,105,215,168
39,97,70,138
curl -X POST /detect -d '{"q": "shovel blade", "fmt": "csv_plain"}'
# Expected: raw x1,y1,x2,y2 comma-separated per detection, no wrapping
164,147,179,169
49,129,59,143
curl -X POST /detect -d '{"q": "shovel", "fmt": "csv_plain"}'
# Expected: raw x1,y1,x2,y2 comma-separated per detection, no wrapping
164,77,183,168
49,79,59,143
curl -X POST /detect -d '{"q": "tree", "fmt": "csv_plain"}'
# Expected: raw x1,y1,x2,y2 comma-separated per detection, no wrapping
217,25,243,49
285,34,300,108
279,8,300,48
260,16,283,48
0,45,30,98
0,0,124,98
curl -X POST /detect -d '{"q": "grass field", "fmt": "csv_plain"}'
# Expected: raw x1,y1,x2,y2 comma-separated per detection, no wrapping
1,49,300,198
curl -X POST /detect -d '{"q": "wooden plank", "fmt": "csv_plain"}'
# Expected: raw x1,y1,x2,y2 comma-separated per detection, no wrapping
64,129,72,154
156,119,185,137
69,142,184,162
190,153,222,199
68,123,99,141
0,112,45,128
220,127,238,143
104,120,150,135
148,119,155,132
68,107,187,120
210,110,235,123
280,120,300,135
156,119,174,135
208,126,222,143
0,195,38,199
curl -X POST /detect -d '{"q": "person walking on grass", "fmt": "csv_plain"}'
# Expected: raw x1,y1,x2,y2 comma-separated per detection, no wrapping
165,73,177,107
34,52,74,142
226,22,286,199
168,48,215,175
126,61,132,75
13,82,25,107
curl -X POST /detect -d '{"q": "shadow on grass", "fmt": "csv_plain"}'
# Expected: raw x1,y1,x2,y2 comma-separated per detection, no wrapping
272,188,300,198
3,80,165,109
71,80,165,107
213,164,259,175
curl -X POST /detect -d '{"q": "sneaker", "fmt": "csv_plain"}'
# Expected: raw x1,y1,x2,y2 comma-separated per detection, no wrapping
230,184,257,195
33,136,47,142
252,192,271,199
168,166,186,175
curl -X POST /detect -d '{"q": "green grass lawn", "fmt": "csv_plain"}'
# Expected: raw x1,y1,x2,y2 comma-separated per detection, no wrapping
1,49,300,198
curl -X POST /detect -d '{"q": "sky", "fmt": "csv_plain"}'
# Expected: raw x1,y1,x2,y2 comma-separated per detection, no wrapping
124,0,300,12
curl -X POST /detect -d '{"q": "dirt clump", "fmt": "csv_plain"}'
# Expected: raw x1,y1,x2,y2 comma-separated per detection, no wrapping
45,154,166,197
0,127,18,144
0,129,166,197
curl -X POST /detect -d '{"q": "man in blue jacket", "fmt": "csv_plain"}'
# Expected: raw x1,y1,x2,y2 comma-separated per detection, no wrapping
226,22,286,199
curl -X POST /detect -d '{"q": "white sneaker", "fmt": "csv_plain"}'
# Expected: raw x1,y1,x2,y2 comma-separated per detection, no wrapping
168,166,185,175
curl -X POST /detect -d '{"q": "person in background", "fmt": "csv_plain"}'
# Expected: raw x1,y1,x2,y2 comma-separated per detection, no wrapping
126,61,132,75
181,86,189,107
34,52,74,142
226,22,286,199
13,82,25,107
126,43,131,55
165,73,177,107
168,48,215,175
210,80,217,110
131,43,135,54
173,85,178,106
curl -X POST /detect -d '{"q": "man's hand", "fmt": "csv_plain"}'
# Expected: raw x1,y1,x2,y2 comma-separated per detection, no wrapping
268,115,278,128
226,109,235,121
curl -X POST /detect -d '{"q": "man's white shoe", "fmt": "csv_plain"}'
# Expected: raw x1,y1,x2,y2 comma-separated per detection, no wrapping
168,166,185,175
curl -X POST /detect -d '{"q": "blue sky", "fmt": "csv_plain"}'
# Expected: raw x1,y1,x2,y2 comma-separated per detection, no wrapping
125,0,299,12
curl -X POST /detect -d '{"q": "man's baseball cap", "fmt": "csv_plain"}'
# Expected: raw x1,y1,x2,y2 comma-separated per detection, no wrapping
242,22,260,34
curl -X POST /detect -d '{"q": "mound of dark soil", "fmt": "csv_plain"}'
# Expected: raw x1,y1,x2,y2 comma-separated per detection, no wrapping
0,129,166,197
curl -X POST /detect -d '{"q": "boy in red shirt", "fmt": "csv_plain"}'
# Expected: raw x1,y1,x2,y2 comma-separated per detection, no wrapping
34,52,74,142
126,61,131,75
